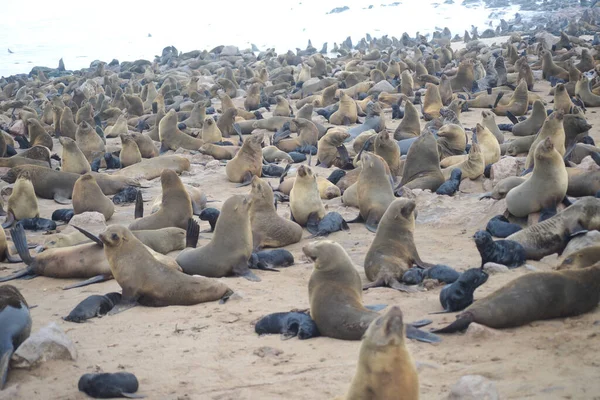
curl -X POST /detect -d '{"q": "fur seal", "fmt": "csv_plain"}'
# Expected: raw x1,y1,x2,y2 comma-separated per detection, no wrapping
119,134,142,167
438,268,489,312
255,312,319,340
130,132,158,158
329,91,358,125
0,285,31,389
342,306,419,400
129,169,192,230
4,170,39,228
78,372,140,398
492,79,528,116
160,109,204,151
474,123,500,165
398,130,445,192
59,106,77,139
226,132,264,185
433,261,600,333
486,215,522,238
59,137,91,174
317,128,350,168
364,198,432,292
511,99,546,137
100,224,232,310
201,117,222,143
394,100,421,141
480,110,504,145
249,176,302,249
63,292,121,323
114,155,190,181
374,130,402,176
176,195,258,281
422,82,442,120
442,143,484,181
76,121,105,162
290,165,326,226
474,230,526,268
575,76,600,107
73,174,115,220
199,143,239,160
525,111,565,169
357,152,395,232
26,118,53,150
507,137,568,218
557,246,600,270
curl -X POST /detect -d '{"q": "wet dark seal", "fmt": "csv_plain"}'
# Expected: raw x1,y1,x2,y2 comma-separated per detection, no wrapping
63,292,122,323
437,268,489,313
113,187,140,205
474,230,526,268
199,207,220,232
486,215,522,238
78,372,142,399
255,312,320,339
435,169,461,196
250,249,294,269
306,211,349,237
51,208,74,222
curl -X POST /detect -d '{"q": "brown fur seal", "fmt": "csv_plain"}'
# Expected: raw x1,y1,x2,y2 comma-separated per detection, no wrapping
507,138,567,218
273,96,292,117
59,137,91,174
201,117,222,143
4,171,39,228
249,176,302,249
374,130,402,176
130,227,185,255
129,169,192,230
422,83,442,120
317,128,350,168
342,306,419,400
278,176,341,200
216,108,239,138
364,198,432,292
114,155,190,181
450,60,475,91
480,110,504,145
492,79,528,116
507,197,600,260
26,118,53,150
262,146,293,163
73,174,115,220
541,50,569,80
506,135,536,156
200,143,239,160
474,123,501,165
130,132,158,158
394,100,421,141
225,132,263,185
181,101,206,128
399,130,445,192
575,76,600,107
553,83,574,114
525,111,565,169
0,226,19,262
437,123,467,160
276,118,319,152
330,91,358,125
76,121,106,162
59,106,77,139
557,246,600,270
146,108,165,141
104,115,128,138
357,152,395,232
442,142,484,180
433,262,600,333
160,109,204,151
0,146,51,169
119,134,142,168
512,100,546,137
100,224,232,309
290,165,326,226
176,195,258,281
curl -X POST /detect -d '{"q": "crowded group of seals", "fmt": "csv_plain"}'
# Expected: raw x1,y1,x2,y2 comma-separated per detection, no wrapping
2,2,600,397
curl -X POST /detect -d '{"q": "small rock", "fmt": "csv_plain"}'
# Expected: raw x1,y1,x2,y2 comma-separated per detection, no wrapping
459,176,485,194
490,157,519,185
12,323,77,368
253,347,283,358
483,262,509,274
9,120,25,136
367,80,396,95
79,79,104,99
220,46,240,57
68,212,106,230
576,156,600,172
204,160,221,170
524,264,537,271
447,375,499,400
465,323,499,340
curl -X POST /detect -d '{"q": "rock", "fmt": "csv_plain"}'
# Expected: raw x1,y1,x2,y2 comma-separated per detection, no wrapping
576,156,600,172
483,262,509,274
253,347,283,358
220,46,240,57
68,211,106,230
490,156,519,185
447,375,499,400
465,323,499,340
9,120,25,136
562,230,600,258
79,79,104,99
459,176,485,194
204,160,221,170
367,80,396,95
11,323,77,368
525,264,538,271
397,186,417,200
482,178,493,192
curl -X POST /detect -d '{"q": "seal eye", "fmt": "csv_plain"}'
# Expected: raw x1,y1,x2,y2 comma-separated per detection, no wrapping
111,233,118,241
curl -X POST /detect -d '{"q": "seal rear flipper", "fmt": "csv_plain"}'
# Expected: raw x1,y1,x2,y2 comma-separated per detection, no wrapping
364,213,379,233
364,304,387,312
0,343,14,390
479,192,493,200
1,211,15,229
362,277,385,290
134,191,143,219
430,314,474,333
186,218,200,248
191,199,204,216
4,250,21,263
53,193,72,205
121,393,145,399
235,172,254,188
233,260,261,281
159,141,170,155
408,319,433,328
306,212,321,235
233,123,244,145
405,324,442,343
71,226,104,247
10,224,33,265
219,289,234,304
0,266,36,282
492,92,505,109
505,111,519,125
63,274,112,290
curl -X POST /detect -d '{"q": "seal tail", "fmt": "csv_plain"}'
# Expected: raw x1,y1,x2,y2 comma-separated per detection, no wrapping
186,218,200,248
430,314,474,333
134,191,143,219
10,225,33,265
0,341,14,390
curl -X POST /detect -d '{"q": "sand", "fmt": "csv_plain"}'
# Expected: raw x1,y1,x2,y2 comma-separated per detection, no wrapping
1,79,600,400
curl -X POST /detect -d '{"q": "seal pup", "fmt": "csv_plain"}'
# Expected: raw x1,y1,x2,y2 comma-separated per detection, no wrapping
78,372,140,398
507,138,568,219
3,171,39,228
249,176,302,249
255,312,319,340
63,292,122,323
305,240,439,343
129,169,192,230
398,130,444,192
59,137,91,174
72,174,115,220
474,230,526,268
364,198,433,292
289,165,326,227
486,215,522,238
100,224,232,311
342,306,419,400
437,268,489,313
306,212,349,238
176,195,258,281
225,132,264,186
159,109,204,151
433,261,600,333
0,285,31,389
250,249,295,270
356,152,395,232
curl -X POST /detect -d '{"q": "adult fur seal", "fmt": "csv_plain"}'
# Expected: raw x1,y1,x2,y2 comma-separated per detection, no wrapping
433,261,600,333
364,198,433,292
160,109,204,151
357,152,395,232
289,165,326,227
305,240,439,343
225,132,264,185
59,137,91,174
119,134,142,167
100,224,232,311
525,111,565,170
398,130,444,192
114,155,190,181
176,195,259,281
129,169,192,230
73,174,115,220
249,176,302,249
507,137,568,218
4,170,39,228
511,99,546,137
341,306,419,400
0,285,31,389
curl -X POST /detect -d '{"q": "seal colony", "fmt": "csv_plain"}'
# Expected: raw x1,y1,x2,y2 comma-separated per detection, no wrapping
1,2,600,398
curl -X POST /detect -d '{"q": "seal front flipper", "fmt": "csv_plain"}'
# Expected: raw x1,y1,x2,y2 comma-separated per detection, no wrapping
107,295,139,316
539,206,557,222
364,212,379,233
305,212,321,235
71,225,104,247
186,218,200,248
408,319,433,328
233,260,261,281
134,191,143,219
505,111,519,125
364,304,387,312
0,341,14,390
53,193,72,205
235,172,254,188
1,211,15,229
62,274,112,290
405,324,442,343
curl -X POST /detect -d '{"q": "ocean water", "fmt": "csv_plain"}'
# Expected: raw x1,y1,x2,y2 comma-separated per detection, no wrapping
0,0,526,77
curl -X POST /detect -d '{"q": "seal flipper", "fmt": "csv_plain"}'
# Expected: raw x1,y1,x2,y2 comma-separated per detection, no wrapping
539,206,557,222
62,274,112,290
0,341,14,390
305,212,321,235
388,278,418,293
364,304,387,312
233,123,244,145
108,294,139,316
364,212,379,233
53,193,72,205
71,226,104,247
0,267,36,282
336,145,352,168
505,111,519,125
191,199,203,216
233,260,261,281
431,313,474,333
1,211,15,229
134,191,143,219
408,319,433,328
4,251,21,263
235,172,254,188
186,218,199,248
405,324,442,343
10,224,33,266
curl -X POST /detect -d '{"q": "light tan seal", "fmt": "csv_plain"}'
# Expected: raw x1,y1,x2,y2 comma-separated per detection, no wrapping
119,134,142,168
249,176,302,249
201,117,223,143
506,137,568,218
474,123,501,165
357,152,395,232
363,198,432,292
129,169,192,230
342,306,419,400
512,99,546,137
525,111,565,169
492,79,528,116
59,137,91,174
76,121,105,162
4,171,39,228
114,155,190,181
374,130,402,176
199,143,239,160
330,91,358,125
72,174,115,220
225,132,264,185
442,142,485,180
399,130,445,192
289,165,326,226
159,109,204,151
394,100,421,141
176,195,259,281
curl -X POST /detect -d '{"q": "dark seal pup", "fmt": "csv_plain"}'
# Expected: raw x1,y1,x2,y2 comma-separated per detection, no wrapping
78,372,141,398
255,312,320,339
437,268,489,312
486,215,522,238
474,230,526,268
63,292,122,323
